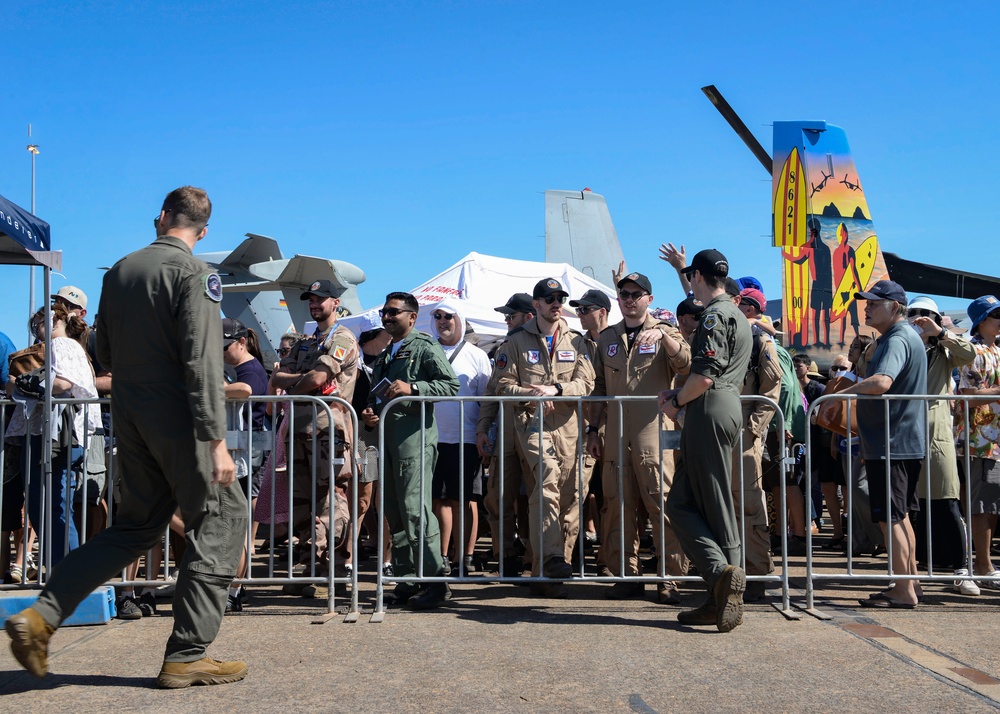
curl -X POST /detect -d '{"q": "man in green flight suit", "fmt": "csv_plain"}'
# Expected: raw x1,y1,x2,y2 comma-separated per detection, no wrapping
362,292,459,610
6,186,249,687
659,248,753,633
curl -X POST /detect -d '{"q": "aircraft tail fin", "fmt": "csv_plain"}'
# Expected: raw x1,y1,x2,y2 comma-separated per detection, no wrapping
544,189,625,286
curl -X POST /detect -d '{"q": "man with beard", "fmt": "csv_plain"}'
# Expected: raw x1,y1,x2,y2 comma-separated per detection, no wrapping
271,279,359,594
362,292,459,609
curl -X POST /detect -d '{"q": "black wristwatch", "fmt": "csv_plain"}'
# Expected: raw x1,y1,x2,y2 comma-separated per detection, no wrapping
671,395,683,409
585,425,600,435
554,383,563,396
411,383,420,396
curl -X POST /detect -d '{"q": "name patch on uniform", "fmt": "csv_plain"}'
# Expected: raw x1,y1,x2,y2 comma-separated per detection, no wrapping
332,345,347,362
395,350,411,360
496,353,508,371
204,273,223,302
703,314,719,330
527,350,540,364
638,342,656,355
557,350,575,362
607,344,618,358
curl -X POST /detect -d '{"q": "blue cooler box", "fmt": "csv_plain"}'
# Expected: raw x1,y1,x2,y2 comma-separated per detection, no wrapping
0,586,117,627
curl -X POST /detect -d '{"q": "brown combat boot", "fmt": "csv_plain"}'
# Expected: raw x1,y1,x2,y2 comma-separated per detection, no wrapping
156,656,248,688
6,607,56,678
713,565,746,633
676,596,717,626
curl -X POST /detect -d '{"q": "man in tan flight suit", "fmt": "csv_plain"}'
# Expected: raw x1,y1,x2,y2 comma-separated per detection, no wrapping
271,279,359,586
495,278,594,596
588,272,691,604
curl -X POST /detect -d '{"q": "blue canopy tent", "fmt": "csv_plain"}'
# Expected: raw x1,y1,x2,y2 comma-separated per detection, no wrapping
0,191,64,571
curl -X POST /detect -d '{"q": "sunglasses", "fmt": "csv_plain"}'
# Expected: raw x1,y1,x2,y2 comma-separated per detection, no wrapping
541,295,567,305
575,306,598,316
277,347,291,357
989,310,1000,320
432,312,454,321
379,307,415,318
907,308,935,318
618,289,648,302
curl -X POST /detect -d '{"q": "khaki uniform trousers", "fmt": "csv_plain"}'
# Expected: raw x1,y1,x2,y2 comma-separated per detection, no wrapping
512,409,580,575
731,429,774,575
291,427,351,565
602,442,686,586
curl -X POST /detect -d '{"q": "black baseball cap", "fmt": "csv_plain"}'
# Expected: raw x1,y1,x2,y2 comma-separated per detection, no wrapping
724,277,741,298
855,279,906,304
222,317,248,346
680,248,730,278
676,296,705,318
569,289,611,311
533,278,568,299
300,279,342,300
616,272,652,295
495,292,534,315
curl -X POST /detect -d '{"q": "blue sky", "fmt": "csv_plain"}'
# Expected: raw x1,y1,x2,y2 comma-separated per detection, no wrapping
2,1,998,348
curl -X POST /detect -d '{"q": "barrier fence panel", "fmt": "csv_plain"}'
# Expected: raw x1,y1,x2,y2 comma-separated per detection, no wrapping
1,394,360,620
804,392,1000,613
371,393,794,620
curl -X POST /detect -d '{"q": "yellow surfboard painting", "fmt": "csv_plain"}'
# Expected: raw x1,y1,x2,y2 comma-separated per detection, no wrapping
773,147,807,248
831,232,879,320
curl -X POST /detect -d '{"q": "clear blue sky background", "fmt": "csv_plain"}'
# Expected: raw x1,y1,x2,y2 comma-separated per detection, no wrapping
3,1,998,348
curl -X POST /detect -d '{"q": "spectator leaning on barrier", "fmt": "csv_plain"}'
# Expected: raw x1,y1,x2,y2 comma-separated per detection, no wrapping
494,278,595,598
821,280,927,609
271,279,359,595
362,292,460,610
659,248,753,632
429,300,492,576
954,295,1000,591
904,296,979,596
588,271,691,605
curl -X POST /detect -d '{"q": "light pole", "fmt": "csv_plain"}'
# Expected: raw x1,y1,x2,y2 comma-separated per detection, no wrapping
27,127,39,323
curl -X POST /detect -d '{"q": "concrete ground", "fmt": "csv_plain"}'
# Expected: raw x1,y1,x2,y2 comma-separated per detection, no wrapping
2,543,999,713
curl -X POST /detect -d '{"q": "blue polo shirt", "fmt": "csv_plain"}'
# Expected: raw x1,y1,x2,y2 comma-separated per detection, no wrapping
857,320,927,460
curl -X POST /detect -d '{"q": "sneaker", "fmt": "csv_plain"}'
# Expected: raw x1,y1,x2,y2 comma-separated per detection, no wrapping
713,565,746,633
977,570,1000,591
238,586,250,604
382,562,395,579
441,556,452,577
952,570,980,596
116,595,143,620
156,656,248,689
5,607,56,678
138,591,157,617
6,566,23,584
406,583,452,610
225,595,243,614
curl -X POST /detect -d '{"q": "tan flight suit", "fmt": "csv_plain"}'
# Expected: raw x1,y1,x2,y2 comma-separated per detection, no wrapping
478,339,535,568
495,318,594,574
734,330,780,576
279,323,358,561
33,235,246,663
592,315,691,587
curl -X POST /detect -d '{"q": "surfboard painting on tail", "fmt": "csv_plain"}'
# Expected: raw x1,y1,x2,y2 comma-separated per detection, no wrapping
772,121,889,355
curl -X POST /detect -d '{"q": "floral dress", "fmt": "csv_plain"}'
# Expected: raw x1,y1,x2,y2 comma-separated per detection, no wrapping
954,335,1000,460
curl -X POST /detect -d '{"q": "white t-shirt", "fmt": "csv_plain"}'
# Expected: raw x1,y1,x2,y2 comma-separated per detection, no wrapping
436,341,491,444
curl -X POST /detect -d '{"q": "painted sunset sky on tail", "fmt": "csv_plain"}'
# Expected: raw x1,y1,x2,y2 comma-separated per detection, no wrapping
772,121,889,356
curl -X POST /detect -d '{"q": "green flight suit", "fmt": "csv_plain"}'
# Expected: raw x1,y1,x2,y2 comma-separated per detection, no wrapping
33,235,247,664
666,293,752,592
369,330,459,579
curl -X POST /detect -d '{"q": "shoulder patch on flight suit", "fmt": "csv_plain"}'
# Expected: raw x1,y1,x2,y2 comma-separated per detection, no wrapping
557,350,575,362
703,314,719,330
332,345,347,361
527,350,540,364
496,353,508,371
607,343,618,358
204,273,223,302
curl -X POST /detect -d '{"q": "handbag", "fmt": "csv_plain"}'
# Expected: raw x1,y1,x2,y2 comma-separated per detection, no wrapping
814,375,858,438
8,343,45,377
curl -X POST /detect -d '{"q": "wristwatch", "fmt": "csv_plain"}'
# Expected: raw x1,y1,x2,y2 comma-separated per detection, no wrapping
554,383,564,396
411,383,420,396
585,425,600,435
671,395,683,410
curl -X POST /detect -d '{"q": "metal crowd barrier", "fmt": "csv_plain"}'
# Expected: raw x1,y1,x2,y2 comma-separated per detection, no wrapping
371,393,794,620
0,394,360,620
803,392,1000,615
